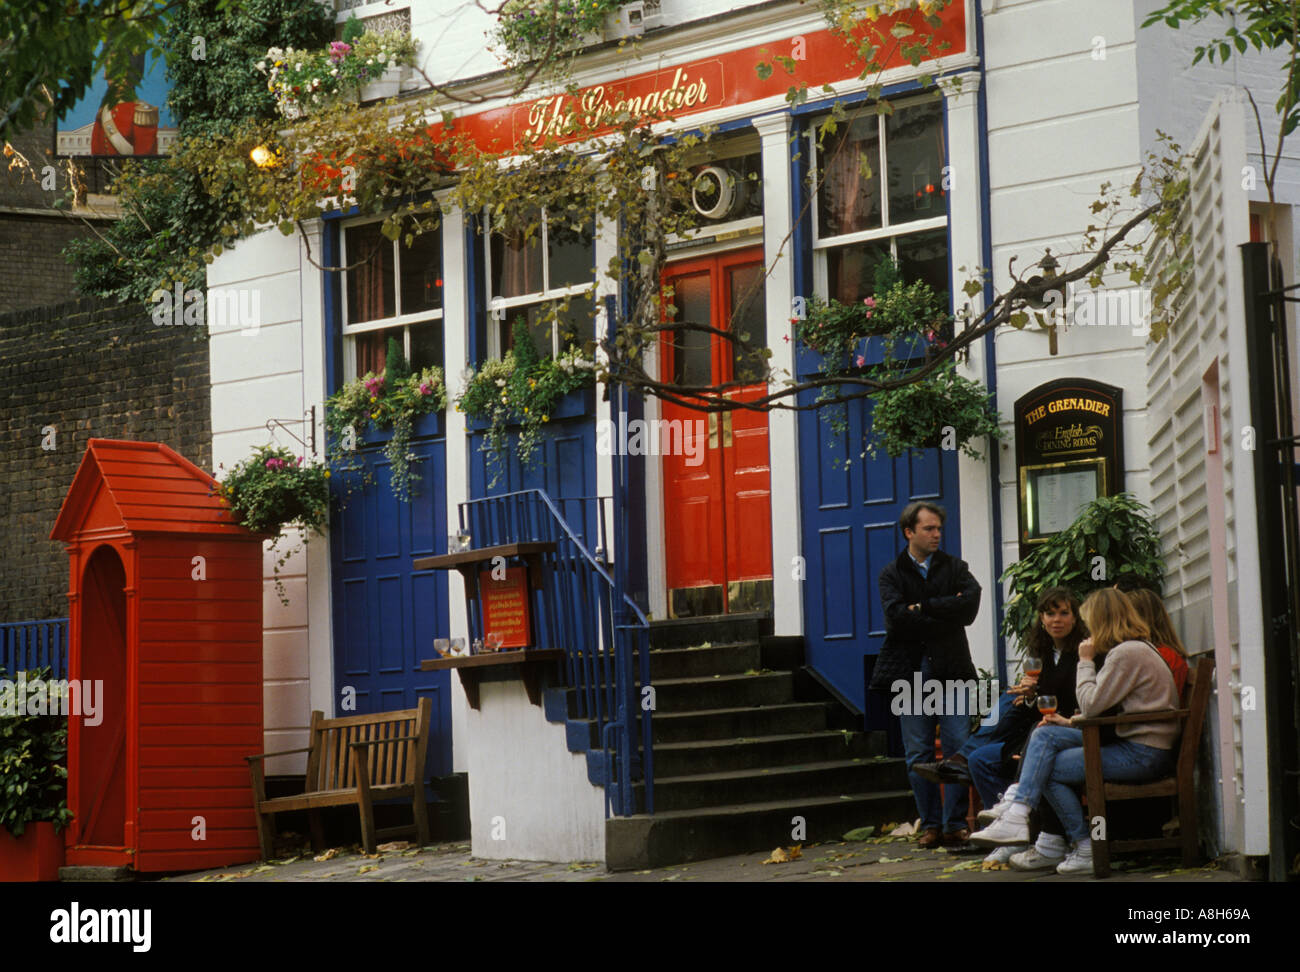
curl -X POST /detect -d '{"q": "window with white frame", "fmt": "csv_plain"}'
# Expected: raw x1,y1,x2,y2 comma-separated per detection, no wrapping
486,207,596,358
812,97,949,303
341,217,444,380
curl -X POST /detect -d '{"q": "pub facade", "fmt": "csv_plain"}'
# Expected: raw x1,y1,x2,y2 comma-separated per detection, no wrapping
205,0,1293,871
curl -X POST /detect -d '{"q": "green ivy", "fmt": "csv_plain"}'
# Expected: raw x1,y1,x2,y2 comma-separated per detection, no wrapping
63,0,334,307
999,492,1166,655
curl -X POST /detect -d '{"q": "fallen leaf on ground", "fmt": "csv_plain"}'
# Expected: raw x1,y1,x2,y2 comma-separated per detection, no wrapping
313,848,341,862
762,845,803,864
377,841,413,852
358,864,379,875
943,860,981,873
253,865,275,873
889,821,918,837
981,861,1010,871
842,826,876,841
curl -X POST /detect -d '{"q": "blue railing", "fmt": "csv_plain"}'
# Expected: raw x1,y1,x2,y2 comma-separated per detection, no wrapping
459,490,653,817
0,618,69,679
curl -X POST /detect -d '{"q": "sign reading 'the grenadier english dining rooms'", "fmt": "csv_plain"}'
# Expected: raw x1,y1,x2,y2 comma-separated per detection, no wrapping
1014,378,1124,555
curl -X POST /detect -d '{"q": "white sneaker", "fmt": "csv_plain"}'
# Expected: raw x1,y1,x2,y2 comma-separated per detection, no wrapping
1056,845,1095,876
977,785,1019,825
983,844,1025,865
1010,846,1065,871
969,814,1030,847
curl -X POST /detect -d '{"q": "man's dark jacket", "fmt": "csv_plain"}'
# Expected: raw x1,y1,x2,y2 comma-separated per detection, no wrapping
868,548,981,691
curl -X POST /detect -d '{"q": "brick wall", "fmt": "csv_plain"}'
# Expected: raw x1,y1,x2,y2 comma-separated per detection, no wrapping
0,297,212,621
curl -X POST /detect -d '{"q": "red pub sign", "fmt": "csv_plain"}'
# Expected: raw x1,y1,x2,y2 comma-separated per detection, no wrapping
479,566,533,648
445,6,967,152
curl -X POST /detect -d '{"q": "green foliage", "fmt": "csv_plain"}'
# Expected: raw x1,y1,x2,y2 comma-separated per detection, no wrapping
0,667,73,839
1144,1,1300,137
999,493,1165,654
62,0,334,306
255,29,419,118
868,359,1003,459
493,0,623,67
456,323,596,484
324,366,448,501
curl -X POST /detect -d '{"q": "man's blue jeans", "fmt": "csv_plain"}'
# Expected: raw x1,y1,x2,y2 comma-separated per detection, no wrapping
898,665,971,833
963,693,1023,808
1013,725,1176,842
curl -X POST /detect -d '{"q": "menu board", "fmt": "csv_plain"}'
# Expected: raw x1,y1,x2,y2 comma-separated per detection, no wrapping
1032,465,1100,534
479,566,531,649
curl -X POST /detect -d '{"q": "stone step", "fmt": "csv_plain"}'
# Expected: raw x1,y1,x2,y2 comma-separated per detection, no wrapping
652,731,886,778
646,641,762,679
650,702,832,743
647,613,773,650
639,757,908,812
605,789,917,870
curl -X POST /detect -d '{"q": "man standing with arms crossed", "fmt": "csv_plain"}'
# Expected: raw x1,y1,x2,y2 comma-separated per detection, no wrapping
870,501,982,848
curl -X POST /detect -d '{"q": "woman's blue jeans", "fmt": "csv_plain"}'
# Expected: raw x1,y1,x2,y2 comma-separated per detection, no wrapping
1013,725,1176,842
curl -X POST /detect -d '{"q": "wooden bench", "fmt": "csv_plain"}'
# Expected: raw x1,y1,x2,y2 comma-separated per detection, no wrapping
1076,654,1214,878
246,699,432,858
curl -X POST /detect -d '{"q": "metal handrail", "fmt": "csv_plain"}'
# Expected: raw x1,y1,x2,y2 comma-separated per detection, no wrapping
458,490,651,817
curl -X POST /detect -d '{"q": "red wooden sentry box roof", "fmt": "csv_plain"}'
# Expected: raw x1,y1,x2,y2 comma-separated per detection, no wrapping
51,438,250,541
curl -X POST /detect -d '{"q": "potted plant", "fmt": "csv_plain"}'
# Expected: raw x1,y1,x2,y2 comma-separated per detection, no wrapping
456,318,596,485
324,337,447,501
1000,492,1166,653
0,667,72,882
491,0,624,67
213,444,332,605
255,15,419,118
867,358,1003,459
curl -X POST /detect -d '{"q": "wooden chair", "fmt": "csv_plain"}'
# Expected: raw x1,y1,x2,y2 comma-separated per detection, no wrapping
246,698,432,858
1075,655,1213,878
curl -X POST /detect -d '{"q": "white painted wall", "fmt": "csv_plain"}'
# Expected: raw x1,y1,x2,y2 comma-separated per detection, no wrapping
465,678,607,861
208,226,325,776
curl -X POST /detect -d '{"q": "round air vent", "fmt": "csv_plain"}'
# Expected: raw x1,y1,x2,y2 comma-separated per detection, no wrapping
691,166,744,220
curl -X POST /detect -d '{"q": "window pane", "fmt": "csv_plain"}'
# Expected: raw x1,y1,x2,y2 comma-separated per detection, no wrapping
410,321,444,372
669,272,712,386
886,100,947,225
346,223,395,323
728,263,767,383
896,228,949,302
549,294,595,349
399,225,442,314
817,117,882,238
491,228,543,299
547,218,595,290
826,240,891,303
354,326,402,379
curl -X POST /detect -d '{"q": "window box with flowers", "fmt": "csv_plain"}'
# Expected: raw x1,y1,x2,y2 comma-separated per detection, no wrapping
255,14,418,119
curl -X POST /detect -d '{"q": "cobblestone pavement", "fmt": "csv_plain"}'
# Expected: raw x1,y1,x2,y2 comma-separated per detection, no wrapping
165,835,1243,884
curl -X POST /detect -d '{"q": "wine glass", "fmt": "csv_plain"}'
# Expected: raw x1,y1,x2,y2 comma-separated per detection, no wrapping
1036,695,1058,719
434,637,450,658
486,631,504,653
1024,656,1043,678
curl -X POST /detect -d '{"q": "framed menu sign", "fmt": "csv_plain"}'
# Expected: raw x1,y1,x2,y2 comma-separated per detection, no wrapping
1014,378,1123,557
478,566,533,649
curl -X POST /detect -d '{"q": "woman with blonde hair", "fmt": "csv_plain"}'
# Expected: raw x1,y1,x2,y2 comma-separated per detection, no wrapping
1125,588,1189,697
970,588,1180,875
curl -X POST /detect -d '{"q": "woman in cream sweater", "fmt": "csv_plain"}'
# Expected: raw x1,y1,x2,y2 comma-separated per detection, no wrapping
970,588,1180,875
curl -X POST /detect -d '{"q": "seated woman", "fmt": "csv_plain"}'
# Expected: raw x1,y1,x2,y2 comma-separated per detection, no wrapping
968,588,1180,875
962,587,1089,868
1125,588,1189,697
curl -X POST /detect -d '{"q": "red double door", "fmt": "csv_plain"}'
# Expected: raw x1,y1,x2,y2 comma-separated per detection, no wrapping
661,247,773,617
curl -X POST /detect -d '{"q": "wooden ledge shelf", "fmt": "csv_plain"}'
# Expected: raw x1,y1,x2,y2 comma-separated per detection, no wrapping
412,542,557,572
420,648,564,710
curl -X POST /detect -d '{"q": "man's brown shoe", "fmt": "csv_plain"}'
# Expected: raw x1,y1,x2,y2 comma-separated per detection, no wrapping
917,827,942,849
943,828,971,846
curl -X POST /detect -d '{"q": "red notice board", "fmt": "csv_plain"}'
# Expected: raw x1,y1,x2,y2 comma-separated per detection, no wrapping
479,566,532,648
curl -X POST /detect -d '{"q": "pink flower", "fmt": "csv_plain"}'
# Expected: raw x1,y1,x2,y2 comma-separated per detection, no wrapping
328,41,352,63
863,296,876,308
419,382,431,395
855,354,865,367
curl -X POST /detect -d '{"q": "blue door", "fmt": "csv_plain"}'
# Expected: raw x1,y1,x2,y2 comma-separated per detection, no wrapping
330,423,452,778
797,395,961,715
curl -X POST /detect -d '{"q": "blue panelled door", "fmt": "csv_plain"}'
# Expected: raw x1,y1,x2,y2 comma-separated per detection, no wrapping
798,395,961,715
330,427,452,778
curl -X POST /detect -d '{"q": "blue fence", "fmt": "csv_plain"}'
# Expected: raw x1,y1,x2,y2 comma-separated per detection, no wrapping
0,619,69,679
459,490,653,817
